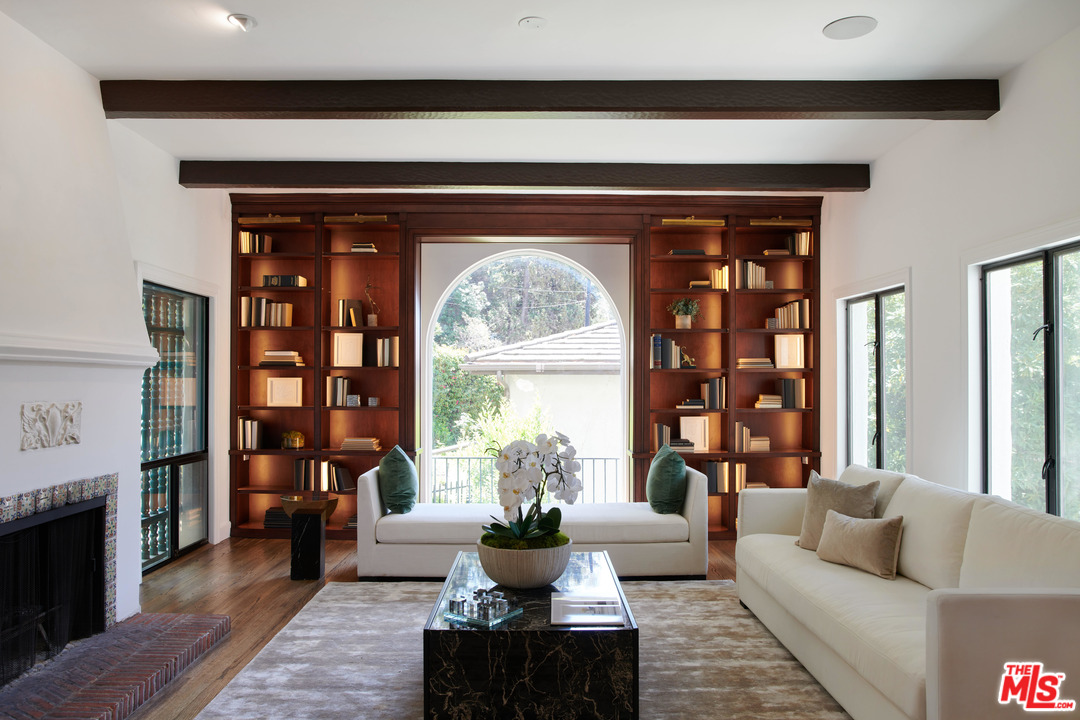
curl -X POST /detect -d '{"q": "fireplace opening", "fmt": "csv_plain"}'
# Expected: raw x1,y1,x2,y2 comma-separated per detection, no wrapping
0,497,106,688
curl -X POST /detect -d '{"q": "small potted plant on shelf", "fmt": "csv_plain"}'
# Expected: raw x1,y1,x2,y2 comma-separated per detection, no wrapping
667,297,701,329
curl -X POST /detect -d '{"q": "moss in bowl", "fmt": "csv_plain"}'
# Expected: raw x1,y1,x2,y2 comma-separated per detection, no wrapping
479,531,570,551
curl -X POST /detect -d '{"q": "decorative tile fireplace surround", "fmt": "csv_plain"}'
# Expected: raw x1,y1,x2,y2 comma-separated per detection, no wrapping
0,472,118,627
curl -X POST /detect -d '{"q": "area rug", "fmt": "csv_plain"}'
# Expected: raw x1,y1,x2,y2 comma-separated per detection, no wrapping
195,580,850,719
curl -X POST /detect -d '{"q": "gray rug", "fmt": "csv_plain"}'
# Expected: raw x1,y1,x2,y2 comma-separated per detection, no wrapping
196,580,850,719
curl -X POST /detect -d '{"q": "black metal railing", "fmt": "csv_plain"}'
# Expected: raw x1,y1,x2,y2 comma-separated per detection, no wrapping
429,456,622,504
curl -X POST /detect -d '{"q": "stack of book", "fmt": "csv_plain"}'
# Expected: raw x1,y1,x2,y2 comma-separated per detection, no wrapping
344,514,358,529
326,462,357,492
240,297,294,327
754,394,783,409
239,231,272,254
710,266,729,290
737,357,774,369
237,417,261,450
337,299,364,327
261,274,308,287
762,247,790,256
748,436,771,452
351,242,377,253
676,398,706,410
263,506,290,529
668,438,696,454
668,248,705,256
705,460,728,493
791,230,812,255
259,350,304,366
341,437,381,452
689,279,711,289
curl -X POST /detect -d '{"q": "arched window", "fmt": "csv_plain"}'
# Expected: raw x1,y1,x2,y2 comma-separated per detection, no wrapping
421,244,629,504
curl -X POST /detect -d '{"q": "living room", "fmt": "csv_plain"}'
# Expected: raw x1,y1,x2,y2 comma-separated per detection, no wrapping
2,2,1080,719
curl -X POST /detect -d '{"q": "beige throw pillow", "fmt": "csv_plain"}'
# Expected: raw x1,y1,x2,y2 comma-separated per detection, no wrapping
817,510,905,580
796,471,879,551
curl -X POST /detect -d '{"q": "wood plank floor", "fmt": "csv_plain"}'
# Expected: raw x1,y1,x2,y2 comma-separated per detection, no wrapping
130,537,737,720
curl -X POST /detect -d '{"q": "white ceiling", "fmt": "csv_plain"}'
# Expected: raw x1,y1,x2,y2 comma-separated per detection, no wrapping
4,0,1080,168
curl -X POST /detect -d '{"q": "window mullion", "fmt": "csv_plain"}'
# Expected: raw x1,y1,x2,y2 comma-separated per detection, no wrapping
1045,250,1060,515
875,293,886,470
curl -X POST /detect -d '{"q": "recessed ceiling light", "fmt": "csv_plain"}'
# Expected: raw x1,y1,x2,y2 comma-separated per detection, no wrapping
227,14,257,32
822,15,877,40
518,16,547,30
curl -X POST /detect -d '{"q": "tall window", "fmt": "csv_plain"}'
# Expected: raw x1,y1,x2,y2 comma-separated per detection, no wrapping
140,283,209,571
847,288,907,472
427,251,625,504
984,243,1080,520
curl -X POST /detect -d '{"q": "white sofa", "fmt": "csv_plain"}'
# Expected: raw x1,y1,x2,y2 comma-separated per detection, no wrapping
356,465,708,579
736,465,1080,720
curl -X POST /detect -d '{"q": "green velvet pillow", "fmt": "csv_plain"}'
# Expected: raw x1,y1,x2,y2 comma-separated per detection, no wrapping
378,446,417,514
646,445,687,514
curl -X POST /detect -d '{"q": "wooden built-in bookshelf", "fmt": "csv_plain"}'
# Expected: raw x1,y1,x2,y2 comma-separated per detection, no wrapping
229,194,819,542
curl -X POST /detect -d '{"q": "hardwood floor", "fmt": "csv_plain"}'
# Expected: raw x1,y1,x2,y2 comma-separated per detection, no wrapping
131,537,738,720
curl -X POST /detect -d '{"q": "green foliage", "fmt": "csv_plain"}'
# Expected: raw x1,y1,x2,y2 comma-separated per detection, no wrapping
431,345,503,448
460,397,551,458
479,531,570,550
666,297,701,319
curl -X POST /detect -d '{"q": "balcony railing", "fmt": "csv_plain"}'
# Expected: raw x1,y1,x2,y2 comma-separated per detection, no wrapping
429,456,622,504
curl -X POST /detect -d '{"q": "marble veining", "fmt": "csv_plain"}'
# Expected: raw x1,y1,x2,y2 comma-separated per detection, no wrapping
424,552,638,719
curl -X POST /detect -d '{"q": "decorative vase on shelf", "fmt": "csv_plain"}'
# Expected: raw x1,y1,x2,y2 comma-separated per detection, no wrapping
675,314,692,329
477,539,573,589
477,432,583,590
366,313,378,327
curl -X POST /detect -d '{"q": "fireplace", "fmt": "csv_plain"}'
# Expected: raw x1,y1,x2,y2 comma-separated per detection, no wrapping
0,474,118,688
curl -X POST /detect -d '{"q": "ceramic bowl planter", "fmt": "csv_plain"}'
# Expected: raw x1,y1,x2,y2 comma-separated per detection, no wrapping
477,539,573,589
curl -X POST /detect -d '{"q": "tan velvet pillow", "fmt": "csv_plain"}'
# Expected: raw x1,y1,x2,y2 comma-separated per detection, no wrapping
816,510,904,580
796,471,879,551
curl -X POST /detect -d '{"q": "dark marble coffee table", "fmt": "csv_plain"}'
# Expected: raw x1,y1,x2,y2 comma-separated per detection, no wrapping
423,550,638,719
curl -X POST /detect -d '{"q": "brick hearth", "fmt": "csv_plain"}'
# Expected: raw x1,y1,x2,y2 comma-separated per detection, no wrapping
0,613,230,720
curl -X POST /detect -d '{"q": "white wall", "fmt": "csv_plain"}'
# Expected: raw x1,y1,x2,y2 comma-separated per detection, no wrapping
107,123,232,542
0,12,156,620
821,25,1080,489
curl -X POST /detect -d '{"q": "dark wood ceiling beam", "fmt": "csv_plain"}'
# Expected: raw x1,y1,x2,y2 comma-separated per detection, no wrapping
103,79,998,120
178,161,870,192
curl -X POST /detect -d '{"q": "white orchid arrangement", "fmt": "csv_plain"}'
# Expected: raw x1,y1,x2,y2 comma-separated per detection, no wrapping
482,432,583,541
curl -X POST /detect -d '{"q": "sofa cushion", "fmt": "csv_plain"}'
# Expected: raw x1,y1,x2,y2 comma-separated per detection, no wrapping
838,464,907,518
959,495,1080,588
882,475,976,589
646,445,687,514
738,533,929,719
817,510,904,580
376,501,690,545
378,446,418,514
796,471,878,551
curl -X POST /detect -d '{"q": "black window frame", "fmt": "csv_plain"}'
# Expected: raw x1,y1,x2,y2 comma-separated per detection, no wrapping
845,286,906,471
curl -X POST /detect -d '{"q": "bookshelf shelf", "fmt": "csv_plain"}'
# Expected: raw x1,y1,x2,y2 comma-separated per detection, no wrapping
231,203,408,540
640,205,820,540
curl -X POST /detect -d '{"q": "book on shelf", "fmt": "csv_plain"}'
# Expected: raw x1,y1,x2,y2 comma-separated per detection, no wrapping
332,464,356,492
705,460,730,494
237,417,261,450
263,506,291,529
326,375,353,407
343,514,358,529
333,333,364,367
651,334,686,370
653,422,671,452
262,274,308,287
337,299,365,327
376,336,400,367
774,334,805,369
735,260,767,289
239,231,272,254
790,230,812,256
774,378,807,409
679,415,709,453
259,350,304,366
710,266,729,290
241,297,294,327
762,248,791,256
699,376,726,409
351,243,378,253
668,248,705,255
754,393,783,409
736,357,774,369
676,398,706,409
293,458,317,491
668,438,695,454
689,279,712,288
341,437,381,451
771,299,811,329
733,463,748,492
745,480,769,489
749,436,771,452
